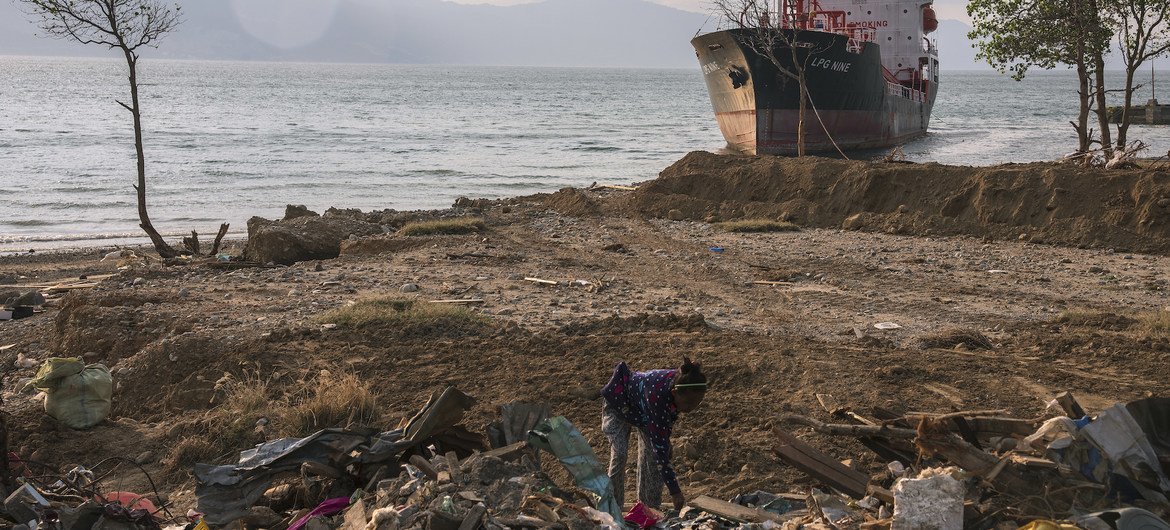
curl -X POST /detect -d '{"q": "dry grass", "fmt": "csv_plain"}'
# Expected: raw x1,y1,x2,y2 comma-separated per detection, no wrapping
716,219,800,233
1136,309,1170,338
162,370,386,479
319,297,488,329
398,217,485,237
917,328,995,350
1056,309,1136,330
162,372,274,478
278,371,382,438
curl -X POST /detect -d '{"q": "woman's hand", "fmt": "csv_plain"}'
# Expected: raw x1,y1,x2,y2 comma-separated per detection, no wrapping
671,491,686,511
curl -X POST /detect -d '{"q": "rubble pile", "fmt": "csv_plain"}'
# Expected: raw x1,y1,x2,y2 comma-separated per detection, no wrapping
756,392,1170,529
4,384,1170,530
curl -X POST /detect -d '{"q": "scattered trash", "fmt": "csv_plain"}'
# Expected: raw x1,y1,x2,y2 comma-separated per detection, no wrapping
770,391,1170,528
624,501,664,528
709,246,725,253
874,322,903,330
523,277,558,286
26,358,112,429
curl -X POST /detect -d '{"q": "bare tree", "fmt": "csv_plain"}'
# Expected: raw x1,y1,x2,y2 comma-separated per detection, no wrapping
18,0,229,259
713,0,833,156
1108,0,1170,151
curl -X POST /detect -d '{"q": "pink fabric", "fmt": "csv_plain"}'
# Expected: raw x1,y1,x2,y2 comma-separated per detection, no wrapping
287,497,351,530
623,502,663,529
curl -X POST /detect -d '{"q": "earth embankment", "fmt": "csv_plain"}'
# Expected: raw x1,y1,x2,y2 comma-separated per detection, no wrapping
625,151,1170,253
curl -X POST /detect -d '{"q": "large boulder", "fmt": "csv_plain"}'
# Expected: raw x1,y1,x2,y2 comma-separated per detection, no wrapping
244,213,384,265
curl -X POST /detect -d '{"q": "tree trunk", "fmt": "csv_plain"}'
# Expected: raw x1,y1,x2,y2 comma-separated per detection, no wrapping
797,74,808,157
1118,65,1138,150
123,50,177,258
1076,50,1091,154
1094,55,1114,158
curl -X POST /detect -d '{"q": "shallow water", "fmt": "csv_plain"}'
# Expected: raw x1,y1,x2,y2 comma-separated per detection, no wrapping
2,56,1168,251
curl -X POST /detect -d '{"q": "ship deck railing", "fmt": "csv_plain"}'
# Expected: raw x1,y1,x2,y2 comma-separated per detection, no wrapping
887,81,926,102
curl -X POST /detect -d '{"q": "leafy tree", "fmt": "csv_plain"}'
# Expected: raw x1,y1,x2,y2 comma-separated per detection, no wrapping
968,0,1113,157
18,0,229,258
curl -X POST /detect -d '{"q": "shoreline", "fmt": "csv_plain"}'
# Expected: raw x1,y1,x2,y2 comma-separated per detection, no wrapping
3,154,1170,523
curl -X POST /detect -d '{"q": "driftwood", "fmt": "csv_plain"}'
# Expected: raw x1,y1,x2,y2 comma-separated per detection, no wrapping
182,222,230,257
781,415,918,439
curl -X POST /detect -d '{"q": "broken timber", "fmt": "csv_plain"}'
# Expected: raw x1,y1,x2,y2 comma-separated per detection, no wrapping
772,427,870,499
687,495,787,524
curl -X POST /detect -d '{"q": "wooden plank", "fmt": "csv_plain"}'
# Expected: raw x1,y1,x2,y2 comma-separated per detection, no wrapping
477,441,532,462
428,299,486,304
409,455,439,481
687,495,784,524
458,504,487,530
1054,391,1088,418
752,281,793,286
523,277,558,285
773,428,869,499
445,451,462,483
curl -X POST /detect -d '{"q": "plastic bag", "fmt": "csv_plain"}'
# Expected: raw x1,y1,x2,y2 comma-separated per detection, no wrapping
27,358,112,429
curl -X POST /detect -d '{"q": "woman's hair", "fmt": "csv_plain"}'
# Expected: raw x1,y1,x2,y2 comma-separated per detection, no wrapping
674,357,708,392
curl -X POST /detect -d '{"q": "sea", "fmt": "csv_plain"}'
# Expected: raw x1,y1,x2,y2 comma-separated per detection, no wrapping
4,55,1170,252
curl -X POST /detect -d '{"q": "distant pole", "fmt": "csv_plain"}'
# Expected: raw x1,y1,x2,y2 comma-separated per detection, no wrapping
1153,61,1156,102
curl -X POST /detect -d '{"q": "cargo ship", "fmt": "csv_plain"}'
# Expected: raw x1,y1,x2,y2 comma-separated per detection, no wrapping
692,0,939,155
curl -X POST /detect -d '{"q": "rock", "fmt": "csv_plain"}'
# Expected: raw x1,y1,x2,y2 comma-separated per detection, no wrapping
1158,198,1170,208
667,209,685,221
842,213,871,231
134,451,155,465
891,468,965,530
132,277,145,286
241,506,284,528
400,283,420,293
284,204,320,221
243,214,384,266
9,291,45,307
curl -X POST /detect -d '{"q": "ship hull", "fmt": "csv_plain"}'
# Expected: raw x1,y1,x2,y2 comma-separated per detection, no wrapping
692,29,936,155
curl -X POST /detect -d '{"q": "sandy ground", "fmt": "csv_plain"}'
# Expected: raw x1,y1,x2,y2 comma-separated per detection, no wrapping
2,184,1169,519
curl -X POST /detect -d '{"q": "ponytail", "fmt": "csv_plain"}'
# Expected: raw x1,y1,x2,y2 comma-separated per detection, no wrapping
674,357,708,392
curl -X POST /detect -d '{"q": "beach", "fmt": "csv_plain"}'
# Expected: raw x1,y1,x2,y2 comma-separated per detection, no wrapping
3,154,1169,517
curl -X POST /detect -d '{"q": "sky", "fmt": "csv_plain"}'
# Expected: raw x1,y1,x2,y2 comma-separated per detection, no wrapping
448,0,974,22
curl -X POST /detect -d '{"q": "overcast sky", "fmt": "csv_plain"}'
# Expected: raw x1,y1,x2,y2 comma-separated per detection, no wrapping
448,0,973,22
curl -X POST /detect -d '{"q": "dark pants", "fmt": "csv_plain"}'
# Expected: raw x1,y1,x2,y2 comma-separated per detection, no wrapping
601,406,664,508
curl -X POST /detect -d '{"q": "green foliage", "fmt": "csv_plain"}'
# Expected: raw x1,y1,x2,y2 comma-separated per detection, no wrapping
967,0,1112,80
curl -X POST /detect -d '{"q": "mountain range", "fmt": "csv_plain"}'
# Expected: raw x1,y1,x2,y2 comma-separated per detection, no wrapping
0,0,989,70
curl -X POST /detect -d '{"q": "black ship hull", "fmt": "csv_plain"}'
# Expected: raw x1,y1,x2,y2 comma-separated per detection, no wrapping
692,29,936,155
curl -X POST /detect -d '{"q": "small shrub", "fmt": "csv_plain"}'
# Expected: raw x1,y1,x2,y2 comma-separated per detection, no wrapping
716,219,800,233
398,217,485,236
278,371,381,437
318,297,487,330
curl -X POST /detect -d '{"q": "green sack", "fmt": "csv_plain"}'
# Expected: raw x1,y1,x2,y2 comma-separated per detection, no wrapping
28,358,112,429
26,357,85,391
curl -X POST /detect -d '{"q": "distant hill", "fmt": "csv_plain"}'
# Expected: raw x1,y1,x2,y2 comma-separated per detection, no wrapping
0,0,711,68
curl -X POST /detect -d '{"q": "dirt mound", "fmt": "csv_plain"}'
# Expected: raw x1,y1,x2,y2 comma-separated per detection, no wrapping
629,151,1170,254
557,312,708,336
542,188,601,217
